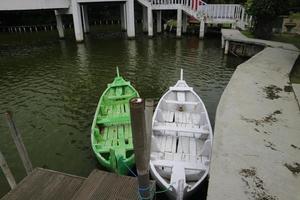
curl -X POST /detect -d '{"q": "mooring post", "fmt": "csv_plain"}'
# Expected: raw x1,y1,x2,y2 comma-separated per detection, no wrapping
130,98,151,199
144,99,154,166
0,151,17,189
5,111,33,175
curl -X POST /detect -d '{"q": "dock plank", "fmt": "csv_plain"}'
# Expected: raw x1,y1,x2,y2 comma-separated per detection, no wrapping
1,168,85,200
72,169,155,200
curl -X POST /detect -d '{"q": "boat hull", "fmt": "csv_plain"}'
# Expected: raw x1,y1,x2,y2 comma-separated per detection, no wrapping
150,70,213,199
91,71,139,175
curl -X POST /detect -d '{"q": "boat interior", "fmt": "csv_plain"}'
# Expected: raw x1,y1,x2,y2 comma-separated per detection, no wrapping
93,84,137,161
151,81,212,190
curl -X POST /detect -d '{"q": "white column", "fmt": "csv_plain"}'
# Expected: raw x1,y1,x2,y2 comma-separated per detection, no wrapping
82,5,90,33
120,4,127,31
55,10,64,39
143,6,148,32
224,40,229,54
157,10,162,33
126,0,135,38
221,36,225,48
182,12,187,33
199,18,205,39
72,0,84,42
147,7,153,37
176,9,182,38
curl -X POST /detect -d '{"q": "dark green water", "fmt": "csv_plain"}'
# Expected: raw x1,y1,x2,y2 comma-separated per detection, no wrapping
0,26,245,197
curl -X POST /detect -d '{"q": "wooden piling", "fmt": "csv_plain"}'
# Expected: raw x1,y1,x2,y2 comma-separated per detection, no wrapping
5,111,33,175
144,99,154,166
129,98,152,200
0,151,17,189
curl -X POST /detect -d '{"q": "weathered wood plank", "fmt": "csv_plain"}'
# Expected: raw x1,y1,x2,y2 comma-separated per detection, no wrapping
5,111,33,175
0,151,16,189
72,169,155,200
1,168,85,200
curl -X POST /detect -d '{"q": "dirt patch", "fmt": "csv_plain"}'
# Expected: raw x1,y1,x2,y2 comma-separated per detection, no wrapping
263,85,282,100
264,141,278,151
291,144,300,150
284,85,293,92
284,162,300,175
241,110,282,127
239,167,278,200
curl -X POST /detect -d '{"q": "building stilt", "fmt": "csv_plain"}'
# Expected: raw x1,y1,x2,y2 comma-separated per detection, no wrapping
72,0,84,42
176,9,182,38
142,6,148,32
120,3,127,31
147,7,153,37
182,12,187,34
156,10,162,33
55,10,65,39
126,0,135,38
199,18,205,39
82,5,90,33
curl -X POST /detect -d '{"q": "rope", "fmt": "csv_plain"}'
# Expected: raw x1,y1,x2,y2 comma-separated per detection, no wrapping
119,158,174,199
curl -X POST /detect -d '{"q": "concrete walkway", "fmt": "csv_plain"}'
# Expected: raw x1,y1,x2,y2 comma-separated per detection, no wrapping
293,84,300,108
222,29,299,52
207,46,300,200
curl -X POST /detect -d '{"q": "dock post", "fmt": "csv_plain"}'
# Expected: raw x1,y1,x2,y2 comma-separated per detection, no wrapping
0,151,17,189
54,10,65,39
147,7,153,37
142,6,148,33
224,40,229,54
176,9,182,38
145,99,154,164
71,0,84,42
156,11,162,33
126,0,135,38
5,111,33,175
199,18,205,39
120,4,127,31
182,12,187,34
82,5,90,33
130,98,152,200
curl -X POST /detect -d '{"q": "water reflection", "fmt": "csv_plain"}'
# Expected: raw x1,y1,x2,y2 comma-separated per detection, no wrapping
127,39,137,76
0,32,246,198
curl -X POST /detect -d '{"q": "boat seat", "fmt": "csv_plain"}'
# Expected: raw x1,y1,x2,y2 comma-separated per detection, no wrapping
169,86,193,91
153,125,201,133
97,114,130,126
164,99,199,106
106,94,134,100
152,159,205,171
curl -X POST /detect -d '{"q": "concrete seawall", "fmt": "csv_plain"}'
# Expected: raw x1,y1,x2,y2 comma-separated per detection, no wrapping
207,46,300,200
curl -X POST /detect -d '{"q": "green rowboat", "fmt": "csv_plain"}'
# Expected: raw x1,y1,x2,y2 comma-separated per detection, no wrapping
91,68,139,175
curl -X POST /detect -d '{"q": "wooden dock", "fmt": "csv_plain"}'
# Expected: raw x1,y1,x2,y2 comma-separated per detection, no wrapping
1,168,155,200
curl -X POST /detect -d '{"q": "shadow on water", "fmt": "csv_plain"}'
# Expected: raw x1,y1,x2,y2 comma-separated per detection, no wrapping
0,26,246,198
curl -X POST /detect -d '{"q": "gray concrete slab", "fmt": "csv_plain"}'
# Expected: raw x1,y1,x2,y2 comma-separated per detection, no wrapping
207,47,300,200
222,29,299,52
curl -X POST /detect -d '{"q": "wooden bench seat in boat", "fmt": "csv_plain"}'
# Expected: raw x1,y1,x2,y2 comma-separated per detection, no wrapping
164,99,199,106
169,86,193,91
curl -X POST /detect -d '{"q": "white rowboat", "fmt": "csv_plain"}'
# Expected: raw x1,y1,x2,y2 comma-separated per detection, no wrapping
150,69,213,200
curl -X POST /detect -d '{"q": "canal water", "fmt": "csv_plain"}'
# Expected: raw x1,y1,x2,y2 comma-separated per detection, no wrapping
0,26,245,198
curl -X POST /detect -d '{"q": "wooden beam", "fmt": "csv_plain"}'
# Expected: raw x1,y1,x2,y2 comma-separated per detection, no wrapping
0,151,17,189
5,111,33,175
